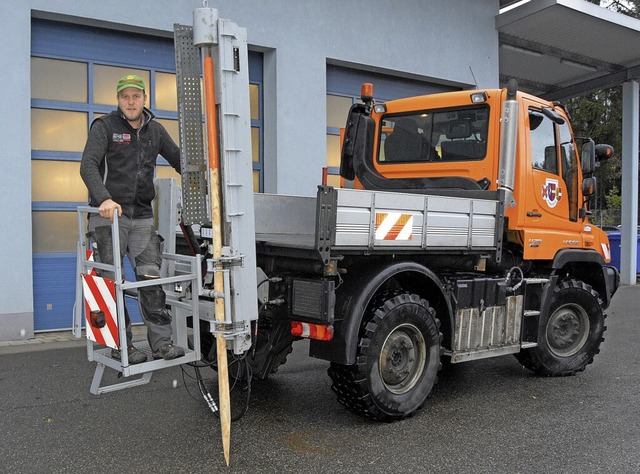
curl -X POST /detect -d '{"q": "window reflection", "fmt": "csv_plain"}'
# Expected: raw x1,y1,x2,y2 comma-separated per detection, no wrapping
94,65,149,105
31,109,87,152
157,118,179,145
32,211,77,253
156,166,181,185
31,57,87,102
326,135,341,167
252,127,260,163
32,161,86,202
327,94,353,129
250,84,260,120
379,106,489,163
326,94,354,184
529,109,558,174
253,171,259,192
155,72,178,111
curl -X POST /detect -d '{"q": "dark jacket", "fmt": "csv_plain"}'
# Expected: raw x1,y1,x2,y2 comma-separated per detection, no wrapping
80,108,181,219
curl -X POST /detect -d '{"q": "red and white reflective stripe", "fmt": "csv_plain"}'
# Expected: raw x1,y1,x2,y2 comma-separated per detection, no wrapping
375,212,413,241
86,250,97,275
291,321,334,341
82,274,120,349
601,242,611,262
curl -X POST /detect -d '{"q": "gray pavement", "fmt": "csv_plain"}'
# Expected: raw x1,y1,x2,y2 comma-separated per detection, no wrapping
1,285,640,473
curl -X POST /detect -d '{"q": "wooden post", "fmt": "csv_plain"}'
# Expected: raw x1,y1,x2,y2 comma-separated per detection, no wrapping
203,52,231,467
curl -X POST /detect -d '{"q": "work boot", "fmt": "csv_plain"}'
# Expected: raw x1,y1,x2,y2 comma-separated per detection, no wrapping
152,343,185,360
111,346,147,364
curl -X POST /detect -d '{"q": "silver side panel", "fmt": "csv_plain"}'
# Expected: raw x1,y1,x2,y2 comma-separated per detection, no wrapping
253,187,499,253
254,193,317,248
212,18,259,334
450,295,523,363
334,188,498,250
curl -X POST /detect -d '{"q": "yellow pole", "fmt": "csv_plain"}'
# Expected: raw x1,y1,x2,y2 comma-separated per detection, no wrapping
203,52,231,467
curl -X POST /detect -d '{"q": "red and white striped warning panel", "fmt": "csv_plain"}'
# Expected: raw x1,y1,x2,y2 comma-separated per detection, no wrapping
82,274,120,349
375,212,414,241
86,250,97,275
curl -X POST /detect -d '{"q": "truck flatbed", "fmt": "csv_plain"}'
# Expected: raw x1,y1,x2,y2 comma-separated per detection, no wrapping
254,186,501,263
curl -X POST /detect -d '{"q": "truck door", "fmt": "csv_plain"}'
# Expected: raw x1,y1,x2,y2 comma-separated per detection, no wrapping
523,103,582,260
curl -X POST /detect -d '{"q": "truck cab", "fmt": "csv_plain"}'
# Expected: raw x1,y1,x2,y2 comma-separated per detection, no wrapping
340,82,616,306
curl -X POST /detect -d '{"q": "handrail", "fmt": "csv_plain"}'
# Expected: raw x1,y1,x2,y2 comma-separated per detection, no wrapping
73,206,201,369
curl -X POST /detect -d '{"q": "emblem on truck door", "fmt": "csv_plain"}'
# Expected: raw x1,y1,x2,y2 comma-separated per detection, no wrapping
542,178,562,208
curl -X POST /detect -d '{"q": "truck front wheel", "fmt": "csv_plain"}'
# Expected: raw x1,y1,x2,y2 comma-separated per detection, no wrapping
328,293,442,421
516,279,606,376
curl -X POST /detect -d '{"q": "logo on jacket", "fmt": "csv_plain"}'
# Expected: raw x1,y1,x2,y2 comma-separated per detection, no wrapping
112,133,131,144
542,178,562,208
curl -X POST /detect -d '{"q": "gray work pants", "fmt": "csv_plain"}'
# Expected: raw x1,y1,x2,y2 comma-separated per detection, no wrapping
88,215,172,352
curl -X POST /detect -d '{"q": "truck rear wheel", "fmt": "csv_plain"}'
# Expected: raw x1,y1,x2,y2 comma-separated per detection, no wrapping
515,279,606,376
328,293,442,421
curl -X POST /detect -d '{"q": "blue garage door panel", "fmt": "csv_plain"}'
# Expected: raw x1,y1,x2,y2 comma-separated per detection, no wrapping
33,254,76,331
326,64,457,100
32,19,175,69
33,254,141,331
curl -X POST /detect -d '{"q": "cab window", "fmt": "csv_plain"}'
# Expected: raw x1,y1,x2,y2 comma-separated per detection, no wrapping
379,105,489,163
559,119,579,222
529,109,557,174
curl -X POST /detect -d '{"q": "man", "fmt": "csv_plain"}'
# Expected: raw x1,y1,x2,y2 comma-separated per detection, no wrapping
80,74,184,364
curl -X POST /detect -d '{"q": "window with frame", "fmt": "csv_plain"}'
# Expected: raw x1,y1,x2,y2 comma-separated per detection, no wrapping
559,118,579,221
378,105,489,164
31,20,264,254
31,58,180,252
529,108,558,174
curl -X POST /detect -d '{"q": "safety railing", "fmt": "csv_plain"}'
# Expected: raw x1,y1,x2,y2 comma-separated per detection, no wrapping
72,206,202,394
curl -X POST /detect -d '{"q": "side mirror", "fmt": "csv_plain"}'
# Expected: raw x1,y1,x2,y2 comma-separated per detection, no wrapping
340,104,366,181
595,144,614,162
582,176,597,213
340,103,375,182
581,139,595,176
582,176,597,197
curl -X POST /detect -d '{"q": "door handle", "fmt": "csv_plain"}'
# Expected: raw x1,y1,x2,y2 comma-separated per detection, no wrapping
527,211,542,217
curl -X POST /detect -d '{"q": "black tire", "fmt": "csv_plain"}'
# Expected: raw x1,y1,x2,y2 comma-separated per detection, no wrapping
328,293,442,421
515,279,606,376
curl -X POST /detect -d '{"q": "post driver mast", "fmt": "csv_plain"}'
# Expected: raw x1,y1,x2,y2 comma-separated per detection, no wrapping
174,7,258,466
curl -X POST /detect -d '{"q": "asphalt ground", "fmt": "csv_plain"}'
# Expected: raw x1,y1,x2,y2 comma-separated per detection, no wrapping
1,285,639,474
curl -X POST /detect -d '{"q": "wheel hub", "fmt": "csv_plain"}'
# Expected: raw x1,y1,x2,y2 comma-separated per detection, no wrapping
546,304,590,357
379,324,426,394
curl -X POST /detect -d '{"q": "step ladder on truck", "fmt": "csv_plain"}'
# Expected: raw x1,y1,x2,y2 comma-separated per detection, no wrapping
72,8,257,406
73,194,202,394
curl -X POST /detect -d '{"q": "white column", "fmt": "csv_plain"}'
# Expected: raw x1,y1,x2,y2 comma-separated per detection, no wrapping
620,80,639,285
0,3,34,341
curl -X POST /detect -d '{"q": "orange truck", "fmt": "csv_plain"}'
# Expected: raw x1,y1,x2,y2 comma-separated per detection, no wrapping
77,15,619,424
245,79,619,421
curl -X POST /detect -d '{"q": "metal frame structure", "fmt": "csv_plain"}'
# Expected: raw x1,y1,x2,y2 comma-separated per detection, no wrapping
174,18,258,355
72,202,202,395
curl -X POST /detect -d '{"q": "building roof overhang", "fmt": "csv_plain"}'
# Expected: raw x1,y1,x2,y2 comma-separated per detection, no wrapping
497,0,640,100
